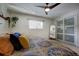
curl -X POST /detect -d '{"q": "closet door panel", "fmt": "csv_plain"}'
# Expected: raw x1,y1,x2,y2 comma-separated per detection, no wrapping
57,34,63,40
57,27,63,33
64,27,74,34
64,16,75,43
64,35,74,43
64,17,74,26
57,20,63,26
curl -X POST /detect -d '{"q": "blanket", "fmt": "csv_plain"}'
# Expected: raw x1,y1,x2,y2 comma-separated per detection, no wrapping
0,36,14,56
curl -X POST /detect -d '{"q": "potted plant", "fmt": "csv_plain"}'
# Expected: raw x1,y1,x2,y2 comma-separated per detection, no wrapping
11,17,19,27
7,17,19,28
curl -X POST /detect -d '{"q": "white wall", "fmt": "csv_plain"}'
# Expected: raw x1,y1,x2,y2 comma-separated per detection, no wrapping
9,12,55,39
76,10,79,47
0,4,55,39
0,4,10,34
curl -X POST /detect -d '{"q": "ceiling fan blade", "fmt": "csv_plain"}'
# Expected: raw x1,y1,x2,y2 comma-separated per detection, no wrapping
46,3,49,5
36,6,45,8
45,11,48,15
49,3,61,9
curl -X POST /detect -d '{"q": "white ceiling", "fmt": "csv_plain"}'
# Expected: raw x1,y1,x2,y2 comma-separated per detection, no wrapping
7,3,79,18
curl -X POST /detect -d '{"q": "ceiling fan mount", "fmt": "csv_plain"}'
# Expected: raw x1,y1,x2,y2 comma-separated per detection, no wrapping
36,3,61,15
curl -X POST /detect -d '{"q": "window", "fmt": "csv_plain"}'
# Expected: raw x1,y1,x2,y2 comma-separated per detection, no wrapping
29,20,43,29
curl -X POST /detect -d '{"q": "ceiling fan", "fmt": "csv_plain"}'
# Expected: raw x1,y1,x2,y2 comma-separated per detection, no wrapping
36,3,61,15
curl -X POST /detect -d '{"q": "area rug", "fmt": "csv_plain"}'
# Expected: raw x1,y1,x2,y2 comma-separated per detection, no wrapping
22,39,78,56
38,41,52,47
12,38,78,56
22,47,78,56
48,47,78,56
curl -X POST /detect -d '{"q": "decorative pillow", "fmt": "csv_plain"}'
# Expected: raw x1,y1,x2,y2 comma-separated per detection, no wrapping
19,34,29,49
14,32,21,37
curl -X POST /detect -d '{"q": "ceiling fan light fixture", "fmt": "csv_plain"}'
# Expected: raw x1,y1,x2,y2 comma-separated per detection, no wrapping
45,8,50,12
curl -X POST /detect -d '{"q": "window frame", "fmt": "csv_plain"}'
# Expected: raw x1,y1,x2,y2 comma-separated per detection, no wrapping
28,20,43,29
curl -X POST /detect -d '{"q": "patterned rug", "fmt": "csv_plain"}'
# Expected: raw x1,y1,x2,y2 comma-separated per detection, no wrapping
48,47,78,56
23,47,78,56
12,38,78,56
38,41,52,47
22,39,78,56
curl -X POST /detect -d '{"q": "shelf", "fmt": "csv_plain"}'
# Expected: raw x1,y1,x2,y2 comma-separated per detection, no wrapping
64,25,74,27
64,34,74,36
57,34,63,40
57,33,63,34
56,33,74,36
57,26,63,28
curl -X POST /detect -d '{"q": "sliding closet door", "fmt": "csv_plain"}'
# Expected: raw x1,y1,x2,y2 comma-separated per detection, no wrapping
64,17,75,43
56,16,76,45
56,19,64,40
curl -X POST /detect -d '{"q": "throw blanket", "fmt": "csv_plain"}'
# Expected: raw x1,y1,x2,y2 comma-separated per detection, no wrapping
0,36,14,56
